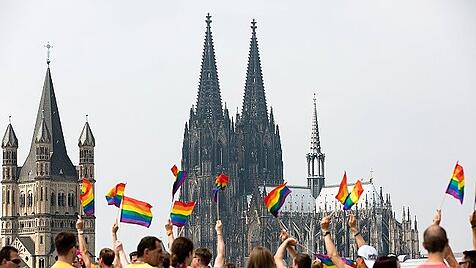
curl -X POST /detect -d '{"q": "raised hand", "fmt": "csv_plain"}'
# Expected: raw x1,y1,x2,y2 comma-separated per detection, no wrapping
165,219,173,236
76,215,84,231
433,209,441,225
215,220,223,235
279,229,289,242
321,216,331,232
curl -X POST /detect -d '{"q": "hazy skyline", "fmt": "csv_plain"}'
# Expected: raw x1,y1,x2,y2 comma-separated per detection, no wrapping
1,0,475,256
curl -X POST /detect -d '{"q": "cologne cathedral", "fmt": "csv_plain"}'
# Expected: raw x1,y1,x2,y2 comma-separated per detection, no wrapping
180,15,419,267
0,58,96,267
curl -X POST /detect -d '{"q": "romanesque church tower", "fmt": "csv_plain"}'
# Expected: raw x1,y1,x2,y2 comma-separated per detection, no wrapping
1,59,96,268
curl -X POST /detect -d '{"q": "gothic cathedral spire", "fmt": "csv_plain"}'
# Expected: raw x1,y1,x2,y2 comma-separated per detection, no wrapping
241,19,268,126
195,13,224,123
307,93,325,198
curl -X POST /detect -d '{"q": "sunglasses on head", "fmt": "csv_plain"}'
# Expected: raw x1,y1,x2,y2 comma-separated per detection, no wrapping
11,259,21,265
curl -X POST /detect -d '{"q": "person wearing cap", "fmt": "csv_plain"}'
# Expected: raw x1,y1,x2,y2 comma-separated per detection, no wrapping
417,209,458,268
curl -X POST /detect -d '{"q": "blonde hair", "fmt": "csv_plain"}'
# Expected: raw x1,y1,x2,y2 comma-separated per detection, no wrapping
246,246,276,268
311,259,323,268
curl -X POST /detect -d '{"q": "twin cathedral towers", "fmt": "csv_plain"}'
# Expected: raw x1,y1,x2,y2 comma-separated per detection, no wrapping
1,14,418,268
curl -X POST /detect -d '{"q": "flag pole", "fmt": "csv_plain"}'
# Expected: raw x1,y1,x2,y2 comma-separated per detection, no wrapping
79,179,84,218
116,183,126,222
216,192,220,221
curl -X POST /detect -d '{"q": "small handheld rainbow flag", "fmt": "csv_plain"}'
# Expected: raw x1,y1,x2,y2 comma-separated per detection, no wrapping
105,183,126,208
264,182,291,217
213,173,229,202
171,165,188,199
335,172,349,205
80,178,94,216
170,200,196,227
343,180,364,210
445,162,464,204
314,254,356,268
120,196,153,228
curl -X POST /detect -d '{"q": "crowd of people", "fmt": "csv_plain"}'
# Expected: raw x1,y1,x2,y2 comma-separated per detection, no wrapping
1,210,476,268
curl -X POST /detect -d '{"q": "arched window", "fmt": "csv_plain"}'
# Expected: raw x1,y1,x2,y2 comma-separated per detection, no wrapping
27,192,33,207
40,187,43,201
6,190,10,204
51,192,55,206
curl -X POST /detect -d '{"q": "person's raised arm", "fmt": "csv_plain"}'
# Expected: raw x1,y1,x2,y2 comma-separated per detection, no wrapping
321,216,346,268
76,216,92,268
213,220,225,268
111,221,130,267
432,209,458,268
470,211,476,249
348,213,366,248
274,237,297,268
279,230,298,259
165,219,175,252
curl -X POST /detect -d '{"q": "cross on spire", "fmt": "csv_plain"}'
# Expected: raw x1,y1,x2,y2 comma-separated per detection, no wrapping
206,13,212,30
44,42,53,65
251,19,257,34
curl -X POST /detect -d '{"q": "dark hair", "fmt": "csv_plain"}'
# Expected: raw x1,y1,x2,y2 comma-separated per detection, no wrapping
99,248,115,266
463,250,476,268
162,252,171,268
423,225,448,253
224,263,236,268
55,232,77,256
294,253,311,268
246,246,276,268
194,248,212,265
374,256,398,268
0,246,18,263
171,237,194,267
129,251,138,260
137,236,161,258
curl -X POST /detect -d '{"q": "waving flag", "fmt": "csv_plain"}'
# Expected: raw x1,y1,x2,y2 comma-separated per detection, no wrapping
335,172,349,205
264,182,291,217
120,196,153,228
213,173,229,202
170,201,196,227
171,165,188,199
446,162,464,204
343,180,364,210
105,183,126,208
80,179,94,216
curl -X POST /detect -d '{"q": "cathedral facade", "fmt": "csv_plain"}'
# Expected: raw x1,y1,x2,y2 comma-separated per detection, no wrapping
180,15,419,267
0,61,96,268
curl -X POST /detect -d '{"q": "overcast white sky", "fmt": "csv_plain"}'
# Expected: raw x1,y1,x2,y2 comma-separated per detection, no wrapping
1,0,475,256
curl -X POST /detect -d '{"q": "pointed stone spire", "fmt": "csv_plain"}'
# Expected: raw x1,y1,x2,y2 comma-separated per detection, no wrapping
195,13,223,123
2,119,18,148
35,111,51,143
309,93,321,154
78,117,95,147
19,65,76,180
241,19,268,125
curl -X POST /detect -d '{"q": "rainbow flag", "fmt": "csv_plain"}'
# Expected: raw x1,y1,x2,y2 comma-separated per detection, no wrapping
314,254,335,268
263,182,291,217
314,254,356,268
213,173,229,202
335,172,349,205
171,165,188,199
80,179,94,216
445,162,464,204
170,201,196,227
120,196,153,228
105,183,126,208
343,180,364,210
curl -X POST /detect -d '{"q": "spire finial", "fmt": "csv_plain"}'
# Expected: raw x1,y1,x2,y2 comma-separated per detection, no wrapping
8,115,11,124
251,19,257,34
206,13,212,30
44,42,53,65
370,168,374,180
86,114,89,123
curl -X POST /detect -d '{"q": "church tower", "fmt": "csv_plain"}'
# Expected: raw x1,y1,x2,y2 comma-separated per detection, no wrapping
1,52,95,268
181,14,233,252
306,94,325,198
235,19,283,193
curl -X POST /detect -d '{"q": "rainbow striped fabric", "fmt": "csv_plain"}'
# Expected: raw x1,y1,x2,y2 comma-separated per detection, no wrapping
105,183,126,208
343,180,364,210
314,254,356,268
263,182,291,217
446,162,464,204
335,172,349,205
120,196,153,228
170,201,196,227
213,173,229,202
80,178,94,216
171,165,188,199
